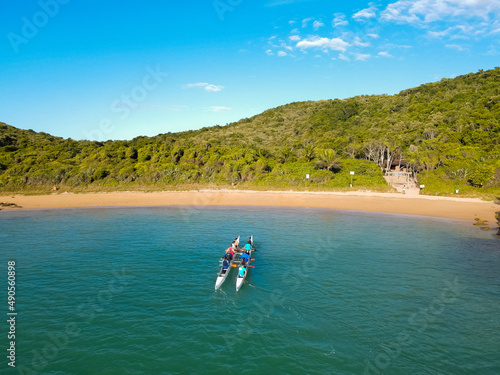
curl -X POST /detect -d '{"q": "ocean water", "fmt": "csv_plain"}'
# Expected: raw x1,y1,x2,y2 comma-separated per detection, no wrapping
0,206,499,375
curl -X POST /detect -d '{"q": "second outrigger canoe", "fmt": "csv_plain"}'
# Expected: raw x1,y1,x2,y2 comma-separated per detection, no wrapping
236,235,253,291
215,236,239,290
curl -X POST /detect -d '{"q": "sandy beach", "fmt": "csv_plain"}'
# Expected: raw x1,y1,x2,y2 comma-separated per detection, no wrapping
0,189,497,223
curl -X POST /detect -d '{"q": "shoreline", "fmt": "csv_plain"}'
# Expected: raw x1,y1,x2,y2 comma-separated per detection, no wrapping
0,189,497,222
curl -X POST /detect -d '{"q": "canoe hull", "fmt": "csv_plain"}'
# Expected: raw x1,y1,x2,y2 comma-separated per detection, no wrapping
236,235,253,291
215,236,239,290
215,266,231,290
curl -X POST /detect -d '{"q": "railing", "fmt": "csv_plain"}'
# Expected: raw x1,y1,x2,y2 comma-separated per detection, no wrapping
384,171,412,177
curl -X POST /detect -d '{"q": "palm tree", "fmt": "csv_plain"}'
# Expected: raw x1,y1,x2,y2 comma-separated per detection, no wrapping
303,143,315,162
318,149,342,171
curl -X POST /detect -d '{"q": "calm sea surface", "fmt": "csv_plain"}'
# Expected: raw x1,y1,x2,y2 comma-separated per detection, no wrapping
0,206,499,375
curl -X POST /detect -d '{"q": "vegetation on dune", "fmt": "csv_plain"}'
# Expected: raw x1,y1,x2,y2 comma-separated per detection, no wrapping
0,68,499,197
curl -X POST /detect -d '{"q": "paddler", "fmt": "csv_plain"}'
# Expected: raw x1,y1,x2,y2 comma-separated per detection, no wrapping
239,251,250,265
238,264,246,277
222,256,230,270
244,240,252,252
225,246,234,260
231,240,239,252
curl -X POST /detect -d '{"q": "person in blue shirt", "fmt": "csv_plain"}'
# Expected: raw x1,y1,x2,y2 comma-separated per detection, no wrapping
238,264,246,277
240,251,250,265
222,257,229,270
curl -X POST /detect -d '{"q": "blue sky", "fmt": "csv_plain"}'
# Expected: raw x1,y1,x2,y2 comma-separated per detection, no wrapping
1,0,499,140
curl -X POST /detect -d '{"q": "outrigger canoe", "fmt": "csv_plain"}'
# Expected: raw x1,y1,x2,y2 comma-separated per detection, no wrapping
236,235,253,291
215,236,239,290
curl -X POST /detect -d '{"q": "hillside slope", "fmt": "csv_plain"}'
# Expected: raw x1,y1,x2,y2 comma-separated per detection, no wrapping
0,68,499,195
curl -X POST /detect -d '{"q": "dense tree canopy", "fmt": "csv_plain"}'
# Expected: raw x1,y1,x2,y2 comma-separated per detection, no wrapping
0,68,499,195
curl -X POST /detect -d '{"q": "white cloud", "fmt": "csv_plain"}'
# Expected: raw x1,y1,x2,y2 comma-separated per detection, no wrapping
207,106,232,112
445,44,467,51
291,28,300,34
367,33,380,38
296,36,350,52
266,49,274,55
380,0,500,40
353,4,378,20
185,82,223,92
313,20,325,30
352,52,371,61
428,24,475,38
382,0,500,24
289,20,297,25
205,84,224,92
339,53,350,61
428,30,450,38
302,17,313,28
278,51,288,56
492,20,500,33
378,51,393,57
353,36,371,47
381,1,420,23
289,35,301,41
333,14,349,27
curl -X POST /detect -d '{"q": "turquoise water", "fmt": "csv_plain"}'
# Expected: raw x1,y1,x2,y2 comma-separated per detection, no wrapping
1,206,499,375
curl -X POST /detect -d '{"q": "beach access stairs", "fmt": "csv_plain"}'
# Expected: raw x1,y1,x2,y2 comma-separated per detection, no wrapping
384,172,420,196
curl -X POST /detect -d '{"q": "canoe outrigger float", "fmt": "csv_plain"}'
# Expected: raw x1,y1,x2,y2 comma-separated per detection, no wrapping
236,235,253,292
215,236,239,290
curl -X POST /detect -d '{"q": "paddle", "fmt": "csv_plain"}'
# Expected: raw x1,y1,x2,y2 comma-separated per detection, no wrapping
231,264,255,268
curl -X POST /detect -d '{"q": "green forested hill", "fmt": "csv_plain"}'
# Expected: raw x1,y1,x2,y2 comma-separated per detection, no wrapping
1,68,499,195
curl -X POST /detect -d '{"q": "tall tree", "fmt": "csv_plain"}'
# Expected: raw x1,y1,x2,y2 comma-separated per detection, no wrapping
303,143,315,162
